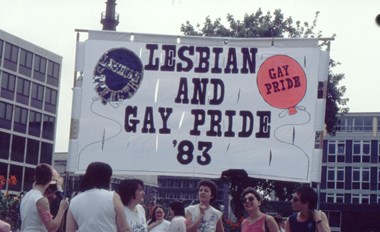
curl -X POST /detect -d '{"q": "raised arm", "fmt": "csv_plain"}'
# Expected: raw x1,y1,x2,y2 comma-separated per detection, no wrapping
313,210,331,232
37,197,68,232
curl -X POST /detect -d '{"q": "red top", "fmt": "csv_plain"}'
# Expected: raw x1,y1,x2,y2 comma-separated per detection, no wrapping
241,214,266,232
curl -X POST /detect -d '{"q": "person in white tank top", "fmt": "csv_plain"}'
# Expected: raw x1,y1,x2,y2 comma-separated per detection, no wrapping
185,179,224,232
20,163,69,232
117,179,148,232
65,162,131,232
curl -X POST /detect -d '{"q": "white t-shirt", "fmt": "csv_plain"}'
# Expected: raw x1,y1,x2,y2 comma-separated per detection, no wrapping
150,219,170,232
20,189,46,232
125,204,148,232
168,216,186,232
185,204,223,232
69,189,117,232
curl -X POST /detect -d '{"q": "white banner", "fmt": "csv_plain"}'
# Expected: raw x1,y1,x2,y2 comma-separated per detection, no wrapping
67,30,328,183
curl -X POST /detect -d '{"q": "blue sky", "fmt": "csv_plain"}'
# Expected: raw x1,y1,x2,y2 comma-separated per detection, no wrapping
1,0,380,152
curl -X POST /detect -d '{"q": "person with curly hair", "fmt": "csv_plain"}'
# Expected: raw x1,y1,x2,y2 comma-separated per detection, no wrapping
185,179,224,232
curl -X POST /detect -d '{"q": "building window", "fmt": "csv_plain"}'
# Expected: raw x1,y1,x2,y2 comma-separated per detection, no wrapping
0,39,3,62
327,167,344,189
327,141,345,162
40,142,53,164
8,164,23,192
1,71,16,99
0,131,11,160
31,83,44,109
352,167,370,190
26,139,39,165
47,60,60,87
352,140,371,163
28,110,42,137
33,55,47,82
42,115,55,140
339,117,373,132
326,211,341,229
0,101,13,129
16,77,30,97
44,87,57,113
326,193,344,203
19,48,33,77
11,135,25,162
13,106,28,133
3,42,19,71
352,194,370,204
24,167,35,191
16,77,31,105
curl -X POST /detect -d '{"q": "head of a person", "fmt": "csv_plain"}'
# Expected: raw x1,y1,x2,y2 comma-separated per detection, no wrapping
80,162,112,191
118,178,145,206
35,163,53,186
170,201,185,217
197,179,218,203
44,181,58,201
240,187,263,209
148,205,166,225
292,185,318,210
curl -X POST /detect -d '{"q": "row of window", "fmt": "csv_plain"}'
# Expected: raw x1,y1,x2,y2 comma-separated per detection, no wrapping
157,191,197,201
0,39,60,87
326,167,380,190
1,71,57,113
0,131,53,165
0,101,55,140
338,116,379,132
0,162,35,192
327,140,379,163
158,179,198,188
325,192,380,204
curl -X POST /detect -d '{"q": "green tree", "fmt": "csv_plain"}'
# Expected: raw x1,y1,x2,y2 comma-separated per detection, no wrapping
180,9,349,135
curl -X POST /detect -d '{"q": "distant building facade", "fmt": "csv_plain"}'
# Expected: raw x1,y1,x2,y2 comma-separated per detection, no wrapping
320,112,380,232
0,29,61,192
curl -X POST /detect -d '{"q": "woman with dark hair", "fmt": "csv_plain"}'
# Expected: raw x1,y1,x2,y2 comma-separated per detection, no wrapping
185,179,224,232
284,186,330,232
168,201,186,232
66,162,130,232
147,205,170,232
117,179,147,232
240,187,278,232
20,163,69,232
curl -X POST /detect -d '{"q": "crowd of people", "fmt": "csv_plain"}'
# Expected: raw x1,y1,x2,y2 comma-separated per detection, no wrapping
2,161,331,232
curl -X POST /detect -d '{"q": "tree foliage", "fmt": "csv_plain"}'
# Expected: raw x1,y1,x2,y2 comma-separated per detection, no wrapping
181,9,349,135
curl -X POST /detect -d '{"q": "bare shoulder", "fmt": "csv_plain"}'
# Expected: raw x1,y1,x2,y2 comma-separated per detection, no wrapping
36,196,49,210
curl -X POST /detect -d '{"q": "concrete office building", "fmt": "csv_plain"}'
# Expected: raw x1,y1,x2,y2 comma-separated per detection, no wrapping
320,112,380,232
0,29,62,193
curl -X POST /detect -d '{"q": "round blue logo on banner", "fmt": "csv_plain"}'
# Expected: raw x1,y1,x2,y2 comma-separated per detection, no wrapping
93,48,143,104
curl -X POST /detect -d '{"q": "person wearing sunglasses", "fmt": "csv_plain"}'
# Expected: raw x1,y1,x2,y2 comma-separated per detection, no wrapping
240,187,279,232
284,186,330,232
